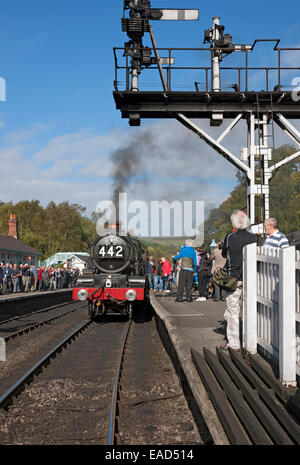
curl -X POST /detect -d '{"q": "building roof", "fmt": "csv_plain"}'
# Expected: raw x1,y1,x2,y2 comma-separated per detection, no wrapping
69,254,93,268
71,254,90,263
0,234,41,255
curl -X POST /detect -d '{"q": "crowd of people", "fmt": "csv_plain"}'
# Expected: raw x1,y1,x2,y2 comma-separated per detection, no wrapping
145,256,173,293
1,214,290,353
0,262,80,295
145,246,223,301
146,213,290,352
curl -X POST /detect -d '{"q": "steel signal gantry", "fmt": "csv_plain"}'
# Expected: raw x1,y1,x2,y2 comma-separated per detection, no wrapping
113,2,300,234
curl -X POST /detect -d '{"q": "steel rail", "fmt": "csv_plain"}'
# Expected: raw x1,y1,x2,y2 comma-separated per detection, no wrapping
106,319,132,445
0,318,93,410
2,304,85,342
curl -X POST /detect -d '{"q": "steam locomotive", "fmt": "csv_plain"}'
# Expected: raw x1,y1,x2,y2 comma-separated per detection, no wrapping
72,228,147,320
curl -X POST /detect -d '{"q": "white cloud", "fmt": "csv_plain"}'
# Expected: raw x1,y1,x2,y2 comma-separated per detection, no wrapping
0,119,248,218
32,127,126,163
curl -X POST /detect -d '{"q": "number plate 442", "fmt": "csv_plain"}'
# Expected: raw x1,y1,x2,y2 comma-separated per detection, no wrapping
98,245,123,258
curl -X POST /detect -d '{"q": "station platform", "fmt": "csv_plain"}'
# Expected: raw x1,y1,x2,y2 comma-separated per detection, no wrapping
0,288,71,303
152,291,227,352
0,289,73,322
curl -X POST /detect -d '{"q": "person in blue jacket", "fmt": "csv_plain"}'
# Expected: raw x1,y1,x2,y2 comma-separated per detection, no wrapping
173,240,197,302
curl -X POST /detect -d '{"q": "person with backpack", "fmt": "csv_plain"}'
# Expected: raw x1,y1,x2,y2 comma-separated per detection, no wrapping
220,210,257,351
211,242,227,301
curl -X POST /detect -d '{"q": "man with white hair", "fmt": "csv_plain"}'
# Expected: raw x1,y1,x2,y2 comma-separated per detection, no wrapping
263,218,289,249
221,210,257,350
173,240,197,302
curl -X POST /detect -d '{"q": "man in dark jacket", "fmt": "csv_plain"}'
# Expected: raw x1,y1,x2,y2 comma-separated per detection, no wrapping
40,268,50,291
220,210,257,351
3,264,12,293
145,257,154,290
195,249,212,301
22,263,31,293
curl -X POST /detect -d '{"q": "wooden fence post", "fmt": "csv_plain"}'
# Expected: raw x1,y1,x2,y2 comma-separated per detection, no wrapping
243,243,257,354
279,246,296,386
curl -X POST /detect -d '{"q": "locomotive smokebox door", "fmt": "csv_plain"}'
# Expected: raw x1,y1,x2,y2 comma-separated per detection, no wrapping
91,235,134,273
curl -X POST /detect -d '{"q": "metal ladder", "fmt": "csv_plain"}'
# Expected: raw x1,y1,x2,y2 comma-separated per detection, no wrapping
255,93,275,224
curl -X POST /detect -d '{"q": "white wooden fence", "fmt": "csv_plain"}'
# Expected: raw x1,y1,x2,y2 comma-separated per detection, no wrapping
243,243,300,387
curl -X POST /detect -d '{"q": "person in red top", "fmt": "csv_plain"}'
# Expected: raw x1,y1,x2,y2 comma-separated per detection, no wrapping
38,267,43,290
161,257,172,292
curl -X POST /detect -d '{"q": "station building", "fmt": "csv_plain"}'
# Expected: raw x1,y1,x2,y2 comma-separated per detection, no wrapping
0,214,41,265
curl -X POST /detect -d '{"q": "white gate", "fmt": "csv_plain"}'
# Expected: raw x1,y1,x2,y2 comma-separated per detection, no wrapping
243,243,299,386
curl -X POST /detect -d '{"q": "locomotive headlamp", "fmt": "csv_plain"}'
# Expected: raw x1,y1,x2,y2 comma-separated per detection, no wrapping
126,289,137,301
106,278,112,288
77,289,89,301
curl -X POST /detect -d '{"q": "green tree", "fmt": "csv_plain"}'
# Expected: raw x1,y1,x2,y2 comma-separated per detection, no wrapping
0,200,96,260
204,144,300,243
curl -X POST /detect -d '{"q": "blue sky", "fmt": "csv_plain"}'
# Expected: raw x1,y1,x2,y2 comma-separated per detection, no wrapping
0,0,299,223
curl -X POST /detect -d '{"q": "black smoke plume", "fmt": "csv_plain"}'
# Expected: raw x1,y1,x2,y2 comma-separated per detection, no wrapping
111,129,156,221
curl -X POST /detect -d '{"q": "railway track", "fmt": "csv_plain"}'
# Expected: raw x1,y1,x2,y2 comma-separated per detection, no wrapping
107,319,131,445
1,297,298,446
0,318,93,410
0,317,134,444
0,307,202,445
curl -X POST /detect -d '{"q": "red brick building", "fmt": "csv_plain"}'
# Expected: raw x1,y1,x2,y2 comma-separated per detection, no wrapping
0,214,41,265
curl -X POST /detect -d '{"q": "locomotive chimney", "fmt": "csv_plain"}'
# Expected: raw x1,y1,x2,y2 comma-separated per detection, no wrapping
103,219,121,235
8,214,18,239
109,222,120,234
